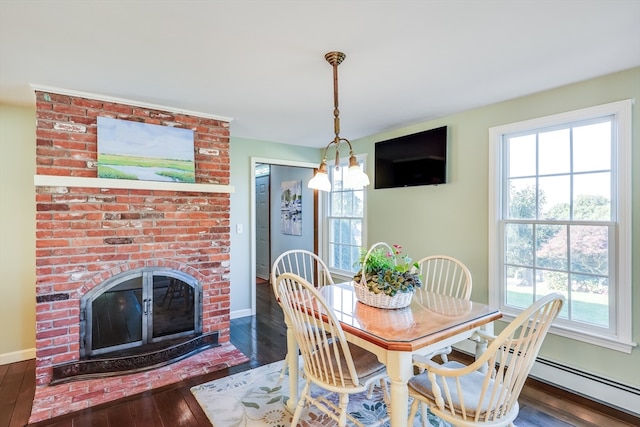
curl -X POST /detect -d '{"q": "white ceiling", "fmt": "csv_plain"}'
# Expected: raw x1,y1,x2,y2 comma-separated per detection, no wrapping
1,1,639,148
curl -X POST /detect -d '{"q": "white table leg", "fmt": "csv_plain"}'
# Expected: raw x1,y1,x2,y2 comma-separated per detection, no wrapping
385,351,413,427
286,319,300,412
471,322,494,374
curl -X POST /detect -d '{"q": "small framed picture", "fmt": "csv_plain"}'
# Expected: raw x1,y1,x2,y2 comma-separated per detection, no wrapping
281,180,302,236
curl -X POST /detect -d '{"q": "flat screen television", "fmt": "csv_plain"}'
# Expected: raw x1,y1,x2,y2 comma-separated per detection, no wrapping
374,125,448,189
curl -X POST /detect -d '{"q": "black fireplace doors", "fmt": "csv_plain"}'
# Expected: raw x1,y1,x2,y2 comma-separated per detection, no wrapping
79,268,202,359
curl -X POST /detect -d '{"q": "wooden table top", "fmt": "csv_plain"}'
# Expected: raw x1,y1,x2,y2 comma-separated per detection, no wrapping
319,282,502,352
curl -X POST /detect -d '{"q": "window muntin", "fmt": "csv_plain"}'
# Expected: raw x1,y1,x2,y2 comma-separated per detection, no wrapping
489,100,634,352
326,160,365,275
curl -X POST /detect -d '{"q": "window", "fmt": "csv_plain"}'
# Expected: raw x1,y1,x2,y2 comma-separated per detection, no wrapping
324,157,367,276
489,100,634,352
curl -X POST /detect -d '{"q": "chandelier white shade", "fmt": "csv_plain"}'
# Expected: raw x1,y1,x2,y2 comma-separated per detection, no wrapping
345,163,370,188
307,165,331,192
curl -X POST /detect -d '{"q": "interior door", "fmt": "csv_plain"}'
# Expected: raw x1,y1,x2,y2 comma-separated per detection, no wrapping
255,173,270,280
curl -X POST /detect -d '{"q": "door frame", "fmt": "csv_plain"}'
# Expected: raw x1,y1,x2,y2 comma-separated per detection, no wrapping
249,157,320,315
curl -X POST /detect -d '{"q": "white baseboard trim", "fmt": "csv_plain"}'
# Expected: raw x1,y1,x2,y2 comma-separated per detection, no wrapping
3,310,254,364
0,348,35,365
455,340,640,416
231,308,253,319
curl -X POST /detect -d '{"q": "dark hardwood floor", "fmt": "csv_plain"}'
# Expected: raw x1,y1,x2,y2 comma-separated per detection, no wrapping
1,282,638,427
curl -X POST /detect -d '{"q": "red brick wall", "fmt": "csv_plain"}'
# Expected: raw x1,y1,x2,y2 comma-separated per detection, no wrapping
33,91,232,386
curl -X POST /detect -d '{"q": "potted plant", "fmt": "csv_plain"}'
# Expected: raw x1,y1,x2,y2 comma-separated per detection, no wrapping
353,242,422,309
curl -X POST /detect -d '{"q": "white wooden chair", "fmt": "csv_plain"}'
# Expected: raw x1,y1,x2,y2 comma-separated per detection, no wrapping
275,272,390,427
418,255,472,300
270,249,335,382
414,255,472,364
408,293,565,427
271,249,335,290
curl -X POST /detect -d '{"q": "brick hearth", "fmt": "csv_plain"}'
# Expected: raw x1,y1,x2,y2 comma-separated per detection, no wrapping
29,343,248,423
31,89,240,422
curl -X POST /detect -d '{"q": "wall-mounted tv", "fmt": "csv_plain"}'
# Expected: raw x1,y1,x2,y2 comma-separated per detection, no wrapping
374,125,447,189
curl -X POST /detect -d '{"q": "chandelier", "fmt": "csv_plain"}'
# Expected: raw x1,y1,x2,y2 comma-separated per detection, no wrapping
308,51,370,192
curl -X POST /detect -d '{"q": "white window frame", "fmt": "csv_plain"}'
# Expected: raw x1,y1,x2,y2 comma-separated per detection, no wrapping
321,154,368,281
488,99,635,353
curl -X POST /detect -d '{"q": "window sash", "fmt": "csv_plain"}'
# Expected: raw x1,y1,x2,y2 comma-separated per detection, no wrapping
498,219,615,336
488,99,634,353
324,156,367,276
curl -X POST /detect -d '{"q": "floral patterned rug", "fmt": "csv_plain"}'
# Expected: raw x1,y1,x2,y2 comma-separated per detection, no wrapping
190,360,451,426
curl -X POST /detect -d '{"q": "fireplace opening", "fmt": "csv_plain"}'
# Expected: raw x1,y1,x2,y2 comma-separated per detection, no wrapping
50,267,219,384
82,268,202,358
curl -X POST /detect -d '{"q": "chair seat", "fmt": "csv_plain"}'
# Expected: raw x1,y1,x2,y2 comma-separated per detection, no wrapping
311,342,385,385
408,361,509,418
347,343,386,380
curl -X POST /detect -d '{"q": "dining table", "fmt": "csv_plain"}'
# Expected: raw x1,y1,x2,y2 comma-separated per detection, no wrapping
285,281,502,427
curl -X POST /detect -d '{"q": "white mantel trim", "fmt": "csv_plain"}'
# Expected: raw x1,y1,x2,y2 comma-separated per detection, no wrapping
34,175,234,194
29,84,234,123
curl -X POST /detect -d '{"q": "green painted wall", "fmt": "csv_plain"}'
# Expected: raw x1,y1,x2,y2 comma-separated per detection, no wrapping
0,104,36,361
351,67,640,387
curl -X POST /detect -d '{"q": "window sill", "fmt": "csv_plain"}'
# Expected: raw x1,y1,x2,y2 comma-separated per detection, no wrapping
497,311,638,353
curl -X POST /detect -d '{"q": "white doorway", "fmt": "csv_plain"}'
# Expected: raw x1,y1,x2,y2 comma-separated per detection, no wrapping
250,157,320,315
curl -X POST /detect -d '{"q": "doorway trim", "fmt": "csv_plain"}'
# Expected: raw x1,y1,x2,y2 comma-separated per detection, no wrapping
250,157,320,315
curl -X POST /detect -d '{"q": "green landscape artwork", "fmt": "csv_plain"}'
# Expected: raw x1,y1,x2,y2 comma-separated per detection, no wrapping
97,117,196,183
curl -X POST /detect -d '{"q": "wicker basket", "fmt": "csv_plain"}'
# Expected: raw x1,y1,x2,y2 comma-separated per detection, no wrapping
354,280,413,309
354,242,414,309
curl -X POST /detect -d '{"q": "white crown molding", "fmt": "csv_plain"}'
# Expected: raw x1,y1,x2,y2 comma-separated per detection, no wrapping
29,84,234,122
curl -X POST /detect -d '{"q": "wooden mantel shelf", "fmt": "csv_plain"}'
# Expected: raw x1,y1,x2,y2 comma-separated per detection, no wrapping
34,175,235,194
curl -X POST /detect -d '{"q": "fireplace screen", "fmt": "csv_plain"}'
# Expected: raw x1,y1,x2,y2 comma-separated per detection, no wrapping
80,268,202,358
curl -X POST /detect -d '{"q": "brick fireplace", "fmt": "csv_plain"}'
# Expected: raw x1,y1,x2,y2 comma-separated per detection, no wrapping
30,89,247,422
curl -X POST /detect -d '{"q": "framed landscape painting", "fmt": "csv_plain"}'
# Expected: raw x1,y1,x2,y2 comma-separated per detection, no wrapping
97,117,196,183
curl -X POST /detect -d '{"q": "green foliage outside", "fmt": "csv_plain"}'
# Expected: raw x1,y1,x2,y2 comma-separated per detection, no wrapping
506,184,610,324
507,286,608,327
507,186,609,291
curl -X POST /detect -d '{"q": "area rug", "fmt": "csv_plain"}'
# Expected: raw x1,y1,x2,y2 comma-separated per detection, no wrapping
191,359,450,426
